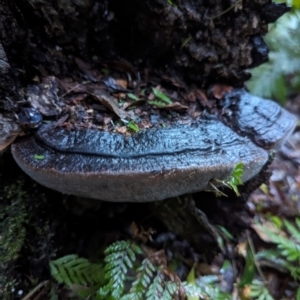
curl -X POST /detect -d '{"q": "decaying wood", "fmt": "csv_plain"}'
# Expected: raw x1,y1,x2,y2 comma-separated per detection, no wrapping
1,0,288,91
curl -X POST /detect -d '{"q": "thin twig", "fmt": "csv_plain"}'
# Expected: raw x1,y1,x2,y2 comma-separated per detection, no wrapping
246,230,266,283
21,280,49,300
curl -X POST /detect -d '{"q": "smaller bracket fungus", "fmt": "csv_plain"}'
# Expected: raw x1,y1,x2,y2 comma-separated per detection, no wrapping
11,90,297,202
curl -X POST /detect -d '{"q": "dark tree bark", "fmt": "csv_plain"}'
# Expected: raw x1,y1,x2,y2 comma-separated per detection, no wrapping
0,0,288,92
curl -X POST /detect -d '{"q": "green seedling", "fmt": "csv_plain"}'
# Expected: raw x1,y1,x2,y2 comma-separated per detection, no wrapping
149,88,172,108
208,162,244,197
127,120,139,133
127,93,139,101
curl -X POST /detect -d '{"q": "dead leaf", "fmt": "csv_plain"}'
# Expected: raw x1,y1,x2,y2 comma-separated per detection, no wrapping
89,89,128,119
149,249,168,267
123,99,146,110
210,84,233,99
0,114,21,151
130,222,155,243
75,57,99,82
115,79,128,89
161,74,186,88
0,134,19,152
27,76,62,116
115,126,128,134
251,221,287,243
165,101,188,112
236,240,248,257
103,115,113,125
187,91,197,102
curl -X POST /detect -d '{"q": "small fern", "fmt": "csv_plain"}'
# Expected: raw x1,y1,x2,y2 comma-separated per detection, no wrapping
208,162,244,197
255,218,300,281
100,240,143,299
50,254,105,286
249,279,275,300
50,240,234,299
146,273,165,299
121,258,156,300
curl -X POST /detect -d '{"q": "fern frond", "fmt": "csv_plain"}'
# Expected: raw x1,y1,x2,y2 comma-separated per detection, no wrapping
103,240,142,298
162,281,179,299
50,254,105,286
182,282,205,299
256,222,300,280
256,224,300,259
288,265,300,280
283,219,300,243
146,273,164,300
295,218,300,232
249,279,274,300
121,258,156,300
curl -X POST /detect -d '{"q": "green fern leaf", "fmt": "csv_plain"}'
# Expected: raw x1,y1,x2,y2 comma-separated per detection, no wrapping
283,219,300,243
250,279,274,300
103,241,142,298
146,273,164,300
182,282,205,299
50,254,105,286
121,258,156,300
163,281,179,299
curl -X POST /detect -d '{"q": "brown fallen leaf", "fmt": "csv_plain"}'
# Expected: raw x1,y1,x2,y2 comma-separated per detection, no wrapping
0,113,21,152
0,134,19,152
161,74,186,88
89,89,129,119
123,99,146,110
75,57,99,82
251,221,287,243
195,89,213,108
209,84,233,100
27,76,62,117
165,101,188,112
115,126,128,134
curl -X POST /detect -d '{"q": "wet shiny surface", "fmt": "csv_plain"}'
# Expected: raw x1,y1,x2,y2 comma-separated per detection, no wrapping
18,108,43,129
221,89,297,149
11,89,297,202
12,117,268,202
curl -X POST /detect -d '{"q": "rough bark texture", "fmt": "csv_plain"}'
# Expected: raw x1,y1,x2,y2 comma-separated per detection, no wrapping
1,0,288,90
0,0,290,254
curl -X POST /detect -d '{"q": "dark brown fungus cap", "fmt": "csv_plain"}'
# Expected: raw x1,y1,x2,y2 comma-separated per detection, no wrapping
220,89,297,149
11,90,296,202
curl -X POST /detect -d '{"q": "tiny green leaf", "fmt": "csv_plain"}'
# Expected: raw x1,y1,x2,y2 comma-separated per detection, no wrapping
186,264,200,300
217,226,234,240
181,36,192,48
167,0,177,7
127,93,139,101
152,88,172,104
127,120,139,133
227,162,244,196
239,249,256,287
101,68,110,75
148,100,168,108
34,154,45,160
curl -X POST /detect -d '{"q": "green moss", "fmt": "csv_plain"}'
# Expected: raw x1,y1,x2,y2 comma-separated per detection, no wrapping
0,178,28,299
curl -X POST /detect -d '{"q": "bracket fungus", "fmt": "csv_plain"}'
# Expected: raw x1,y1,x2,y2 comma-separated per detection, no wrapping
11,89,297,202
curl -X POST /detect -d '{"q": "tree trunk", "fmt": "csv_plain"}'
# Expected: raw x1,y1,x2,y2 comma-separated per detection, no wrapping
1,0,288,92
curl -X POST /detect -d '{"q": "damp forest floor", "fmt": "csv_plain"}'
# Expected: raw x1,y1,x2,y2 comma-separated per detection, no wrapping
1,97,300,300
